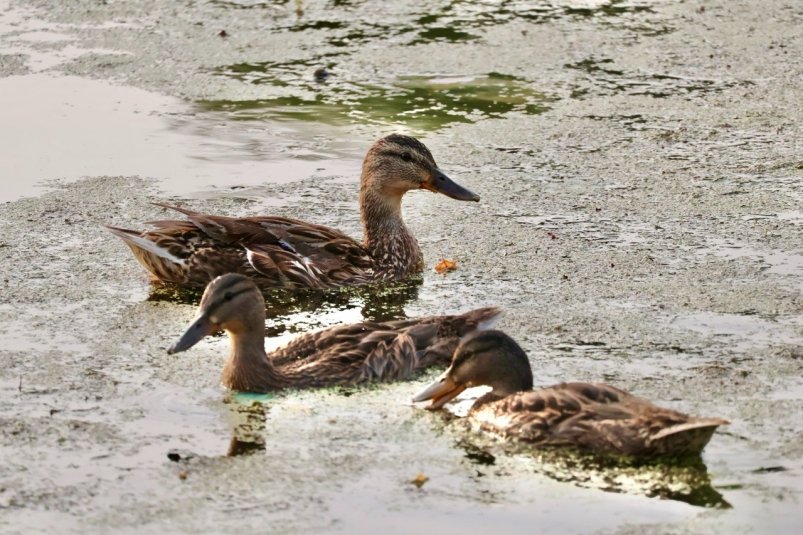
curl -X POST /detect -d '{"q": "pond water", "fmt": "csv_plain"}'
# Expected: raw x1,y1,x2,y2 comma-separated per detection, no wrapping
0,0,801,534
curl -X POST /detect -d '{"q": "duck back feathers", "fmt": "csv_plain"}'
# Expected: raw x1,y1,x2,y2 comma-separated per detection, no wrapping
471,382,727,457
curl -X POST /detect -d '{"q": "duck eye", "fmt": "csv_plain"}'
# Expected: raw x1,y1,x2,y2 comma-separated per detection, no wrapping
401,152,412,162
223,292,233,301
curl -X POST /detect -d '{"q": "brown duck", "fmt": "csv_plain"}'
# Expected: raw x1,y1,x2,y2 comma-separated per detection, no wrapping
413,330,728,458
167,274,501,392
106,134,479,290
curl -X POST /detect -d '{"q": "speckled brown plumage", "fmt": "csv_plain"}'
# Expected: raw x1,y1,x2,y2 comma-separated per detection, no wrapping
167,274,501,393
107,134,479,290
413,331,727,458
471,382,726,457
110,209,376,289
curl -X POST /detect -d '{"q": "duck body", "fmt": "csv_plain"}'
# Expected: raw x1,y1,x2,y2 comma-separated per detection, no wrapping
413,330,727,458
110,207,380,289
224,310,500,392
168,273,501,393
107,134,479,290
469,382,726,458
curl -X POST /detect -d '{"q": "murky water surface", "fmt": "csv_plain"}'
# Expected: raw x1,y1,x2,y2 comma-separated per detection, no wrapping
0,74,363,203
0,0,801,533
205,69,550,129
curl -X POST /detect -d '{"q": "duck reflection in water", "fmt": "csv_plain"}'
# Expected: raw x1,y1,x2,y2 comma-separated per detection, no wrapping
225,395,268,457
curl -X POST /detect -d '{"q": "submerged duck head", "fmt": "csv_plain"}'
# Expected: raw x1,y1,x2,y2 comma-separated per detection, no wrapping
413,330,533,409
167,273,264,354
361,134,479,203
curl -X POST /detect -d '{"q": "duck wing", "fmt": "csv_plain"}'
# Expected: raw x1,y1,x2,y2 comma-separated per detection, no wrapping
474,382,726,457
108,204,375,289
471,383,620,442
268,322,386,366
269,307,503,386
282,325,423,386
160,204,376,288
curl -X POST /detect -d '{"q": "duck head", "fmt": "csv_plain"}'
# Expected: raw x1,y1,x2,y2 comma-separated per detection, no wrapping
412,330,533,409
168,274,265,354
361,134,479,203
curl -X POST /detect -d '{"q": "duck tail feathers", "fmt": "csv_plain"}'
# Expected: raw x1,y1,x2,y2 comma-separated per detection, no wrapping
455,306,504,336
651,418,729,456
151,202,199,217
105,225,186,266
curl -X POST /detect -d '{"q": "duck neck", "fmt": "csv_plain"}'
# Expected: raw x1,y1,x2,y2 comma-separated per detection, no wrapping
222,329,287,392
360,181,422,277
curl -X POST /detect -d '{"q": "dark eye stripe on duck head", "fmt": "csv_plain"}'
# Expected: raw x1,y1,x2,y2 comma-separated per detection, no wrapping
201,275,257,317
377,149,432,168
379,134,436,166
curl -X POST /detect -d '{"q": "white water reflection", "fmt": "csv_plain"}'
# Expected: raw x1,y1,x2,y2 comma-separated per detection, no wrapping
0,74,362,203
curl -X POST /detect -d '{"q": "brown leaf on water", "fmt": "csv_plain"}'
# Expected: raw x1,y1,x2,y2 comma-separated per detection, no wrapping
434,258,457,274
410,473,429,488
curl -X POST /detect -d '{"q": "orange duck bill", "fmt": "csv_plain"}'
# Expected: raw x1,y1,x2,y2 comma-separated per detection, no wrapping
422,168,480,202
412,370,467,410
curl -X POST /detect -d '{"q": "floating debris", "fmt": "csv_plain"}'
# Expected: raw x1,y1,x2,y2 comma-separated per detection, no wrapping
409,473,429,488
313,67,331,82
434,258,457,274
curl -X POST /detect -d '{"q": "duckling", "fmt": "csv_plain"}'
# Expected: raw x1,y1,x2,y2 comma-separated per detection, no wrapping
413,330,728,458
167,274,501,392
107,134,479,290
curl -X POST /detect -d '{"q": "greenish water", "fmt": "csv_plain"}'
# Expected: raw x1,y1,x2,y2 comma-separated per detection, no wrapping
565,56,748,98
2,0,801,533
196,0,732,131
203,70,550,131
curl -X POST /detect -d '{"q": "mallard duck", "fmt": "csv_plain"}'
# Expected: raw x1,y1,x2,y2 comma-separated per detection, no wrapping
413,330,728,458
106,134,479,290
167,273,501,392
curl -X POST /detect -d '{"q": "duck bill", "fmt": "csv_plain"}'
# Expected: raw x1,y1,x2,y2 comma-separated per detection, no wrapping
167,314,218,354
412,371,467,410
422,168,480,202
